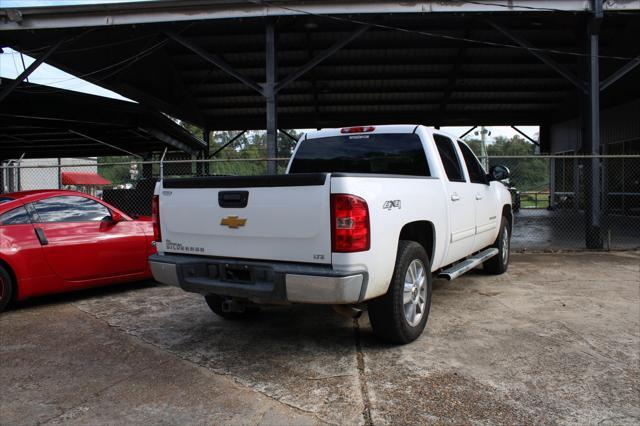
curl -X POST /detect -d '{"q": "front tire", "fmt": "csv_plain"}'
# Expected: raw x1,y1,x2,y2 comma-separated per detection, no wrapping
0,266,14,313
368,241,432,344
484,216,510,275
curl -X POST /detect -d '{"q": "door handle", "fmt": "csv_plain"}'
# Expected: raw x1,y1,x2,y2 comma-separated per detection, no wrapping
476,194,484,200
450,193,460,202
34,227,48,246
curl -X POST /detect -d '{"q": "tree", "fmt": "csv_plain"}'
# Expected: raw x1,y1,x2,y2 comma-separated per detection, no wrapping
464,135,548,191
97,156,134,185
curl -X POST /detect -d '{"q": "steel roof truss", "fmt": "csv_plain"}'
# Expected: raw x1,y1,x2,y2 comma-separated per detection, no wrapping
485,19,587,95
166,31,264,95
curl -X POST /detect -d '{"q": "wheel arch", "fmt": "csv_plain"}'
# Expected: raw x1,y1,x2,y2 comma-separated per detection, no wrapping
398,221,435,267
501,204,513,232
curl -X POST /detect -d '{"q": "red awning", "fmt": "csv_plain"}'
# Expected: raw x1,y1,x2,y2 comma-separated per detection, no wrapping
61,172,111,186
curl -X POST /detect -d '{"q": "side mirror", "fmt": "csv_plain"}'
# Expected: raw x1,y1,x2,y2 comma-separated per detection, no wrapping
110,210,124,223
489,165,510,181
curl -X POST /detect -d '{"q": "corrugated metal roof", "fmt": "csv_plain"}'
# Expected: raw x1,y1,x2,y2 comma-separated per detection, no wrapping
1,7,638,130
0,80,206,158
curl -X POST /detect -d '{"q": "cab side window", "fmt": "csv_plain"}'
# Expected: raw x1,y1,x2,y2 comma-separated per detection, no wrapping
32,196,111,223
0,206,31,226
433,134,465,182
457,141,487,184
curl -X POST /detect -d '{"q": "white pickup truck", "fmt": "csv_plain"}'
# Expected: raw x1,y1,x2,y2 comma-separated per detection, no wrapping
149,125,512,343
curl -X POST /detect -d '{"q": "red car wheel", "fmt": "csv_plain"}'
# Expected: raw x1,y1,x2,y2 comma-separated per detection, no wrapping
0,266,13,313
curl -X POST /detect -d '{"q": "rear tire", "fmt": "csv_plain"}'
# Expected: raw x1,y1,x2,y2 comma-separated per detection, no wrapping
484,217,510,275
0,266,14,313
368,241,432,344
204,295,259,320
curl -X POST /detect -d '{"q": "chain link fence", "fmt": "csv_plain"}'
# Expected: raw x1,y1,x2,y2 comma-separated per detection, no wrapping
1,155,638,251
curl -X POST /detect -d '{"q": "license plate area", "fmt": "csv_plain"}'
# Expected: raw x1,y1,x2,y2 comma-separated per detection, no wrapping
207,263,274,285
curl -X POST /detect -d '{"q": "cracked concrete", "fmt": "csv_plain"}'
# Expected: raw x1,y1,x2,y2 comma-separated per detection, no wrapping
1,252,639,425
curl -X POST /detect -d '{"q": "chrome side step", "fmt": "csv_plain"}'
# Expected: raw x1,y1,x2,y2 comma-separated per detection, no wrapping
438,248,499,280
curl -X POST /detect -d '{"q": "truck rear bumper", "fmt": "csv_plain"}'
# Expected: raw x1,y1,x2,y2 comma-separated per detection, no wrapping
149,253,367,304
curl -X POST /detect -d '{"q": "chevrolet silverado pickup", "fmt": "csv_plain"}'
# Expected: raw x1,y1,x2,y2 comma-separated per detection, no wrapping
149,125,513,343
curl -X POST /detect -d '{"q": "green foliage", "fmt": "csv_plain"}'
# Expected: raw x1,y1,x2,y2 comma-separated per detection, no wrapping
464,135,549,192
205,129,302,175
97,156,134,185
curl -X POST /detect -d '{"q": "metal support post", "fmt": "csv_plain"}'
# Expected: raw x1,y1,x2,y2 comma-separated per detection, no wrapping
0,159,4,194
202,129,210,175
584,0,603,249
265,20,278,175
159,148,168,182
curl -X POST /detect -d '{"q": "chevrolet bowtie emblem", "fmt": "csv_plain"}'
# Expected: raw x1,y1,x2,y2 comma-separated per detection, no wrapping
220,216,247,229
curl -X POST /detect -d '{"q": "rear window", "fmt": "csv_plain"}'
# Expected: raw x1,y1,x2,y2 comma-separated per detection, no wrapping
289,133,430,176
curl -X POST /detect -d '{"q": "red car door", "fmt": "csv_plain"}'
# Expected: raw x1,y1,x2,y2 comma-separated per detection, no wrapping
0,204,53,285
30,195,148,282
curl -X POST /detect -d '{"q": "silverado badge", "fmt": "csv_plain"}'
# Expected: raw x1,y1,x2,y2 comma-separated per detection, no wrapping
220,216,247,229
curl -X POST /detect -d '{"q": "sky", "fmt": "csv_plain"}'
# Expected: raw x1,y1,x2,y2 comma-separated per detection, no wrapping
0,0,539,142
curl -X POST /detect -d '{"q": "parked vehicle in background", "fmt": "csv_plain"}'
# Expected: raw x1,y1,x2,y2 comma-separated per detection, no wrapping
506,182,521,212
150,125,513,343
0,190,156,312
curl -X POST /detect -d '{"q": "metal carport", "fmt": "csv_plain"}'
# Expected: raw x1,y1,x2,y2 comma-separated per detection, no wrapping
0,78,206,159
1,0,640,248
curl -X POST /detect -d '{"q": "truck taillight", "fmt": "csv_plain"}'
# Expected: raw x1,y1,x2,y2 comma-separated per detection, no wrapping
331,194,370,252
340,126,375,134
151,195,161,242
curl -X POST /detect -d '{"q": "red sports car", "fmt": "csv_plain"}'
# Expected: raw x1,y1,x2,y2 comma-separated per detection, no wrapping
0,190,156,312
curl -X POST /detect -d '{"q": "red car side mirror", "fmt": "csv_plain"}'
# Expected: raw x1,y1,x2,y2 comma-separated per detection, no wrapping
110,211,124,223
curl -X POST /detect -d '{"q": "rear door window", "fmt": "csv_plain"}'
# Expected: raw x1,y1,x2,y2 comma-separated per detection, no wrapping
31,196,111,223
0,206,31,225
457,141,487,184
433,134,465,182
289,133,430,176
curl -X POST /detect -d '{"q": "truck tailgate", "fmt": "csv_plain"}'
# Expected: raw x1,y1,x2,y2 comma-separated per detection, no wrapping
159,174,331,264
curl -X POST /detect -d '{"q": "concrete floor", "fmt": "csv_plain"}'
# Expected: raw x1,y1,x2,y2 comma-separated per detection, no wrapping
1,252,639,425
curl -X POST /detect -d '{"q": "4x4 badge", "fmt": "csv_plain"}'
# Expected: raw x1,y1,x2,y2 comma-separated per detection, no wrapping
220,216,247,229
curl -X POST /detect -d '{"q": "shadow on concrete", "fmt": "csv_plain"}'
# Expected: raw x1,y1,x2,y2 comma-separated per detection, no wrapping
9,280,157,312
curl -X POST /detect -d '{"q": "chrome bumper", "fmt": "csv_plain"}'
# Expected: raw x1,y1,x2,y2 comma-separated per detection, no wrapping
285,274,364,304
149,260,180,287
149,255,366,304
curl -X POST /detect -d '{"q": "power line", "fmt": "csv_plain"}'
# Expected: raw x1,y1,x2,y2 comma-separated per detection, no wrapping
14,37,169,94
249,0,638,61
12,23,196,95
449,0,580,13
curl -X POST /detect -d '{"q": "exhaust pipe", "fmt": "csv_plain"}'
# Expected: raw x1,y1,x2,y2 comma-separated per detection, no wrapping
332,305,363,319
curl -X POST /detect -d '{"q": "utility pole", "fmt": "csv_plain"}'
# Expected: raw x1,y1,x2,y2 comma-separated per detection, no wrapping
475,127,491,170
